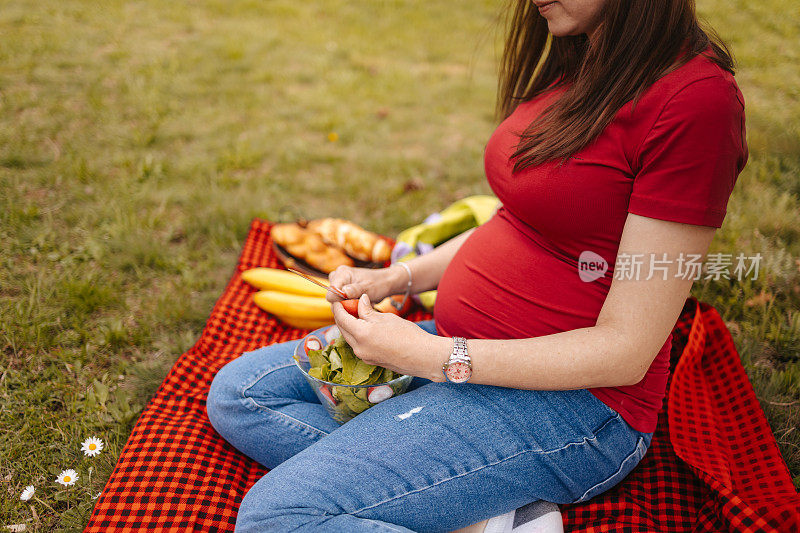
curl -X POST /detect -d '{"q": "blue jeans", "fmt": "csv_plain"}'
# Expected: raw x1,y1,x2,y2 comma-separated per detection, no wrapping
206,320,653,533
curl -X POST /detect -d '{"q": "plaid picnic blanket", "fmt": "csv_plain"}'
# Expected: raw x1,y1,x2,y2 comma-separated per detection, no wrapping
85,219,800,532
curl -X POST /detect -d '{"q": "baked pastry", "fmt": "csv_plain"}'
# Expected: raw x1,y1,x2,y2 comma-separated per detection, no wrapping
306,218,391,263
271,223,354,273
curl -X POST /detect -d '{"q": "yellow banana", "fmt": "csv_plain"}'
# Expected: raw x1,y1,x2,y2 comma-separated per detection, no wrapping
253,290,334,321
273,314,334,330
242,268,328,297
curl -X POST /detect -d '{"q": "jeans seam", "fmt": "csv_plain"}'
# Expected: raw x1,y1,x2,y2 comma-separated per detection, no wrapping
245,401,331,439
579,410,619,442
574,434,646,503
351,447,536,515
239,363,331,439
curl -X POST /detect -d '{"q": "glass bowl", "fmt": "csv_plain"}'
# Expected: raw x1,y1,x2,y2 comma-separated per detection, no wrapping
292,325,414,424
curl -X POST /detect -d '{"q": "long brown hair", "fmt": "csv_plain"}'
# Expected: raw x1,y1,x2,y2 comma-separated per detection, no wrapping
497,0,735,171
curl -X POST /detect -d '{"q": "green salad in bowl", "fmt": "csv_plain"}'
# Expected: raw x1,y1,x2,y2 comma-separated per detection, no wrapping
292,325,413,424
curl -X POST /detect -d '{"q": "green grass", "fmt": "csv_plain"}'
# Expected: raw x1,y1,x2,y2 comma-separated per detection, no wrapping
1,0,798,530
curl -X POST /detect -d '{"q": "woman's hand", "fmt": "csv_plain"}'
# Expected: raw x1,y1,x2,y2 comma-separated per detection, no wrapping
327,227,477,304
331,294,449,381
326,265,407,303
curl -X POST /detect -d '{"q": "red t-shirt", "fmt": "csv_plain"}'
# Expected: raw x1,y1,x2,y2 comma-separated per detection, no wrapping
434,53,748,433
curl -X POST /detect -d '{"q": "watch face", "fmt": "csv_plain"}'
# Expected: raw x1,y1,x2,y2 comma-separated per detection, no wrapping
445,361,472,383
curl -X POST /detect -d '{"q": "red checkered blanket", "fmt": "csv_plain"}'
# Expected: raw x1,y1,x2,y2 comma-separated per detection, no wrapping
86,220,800,532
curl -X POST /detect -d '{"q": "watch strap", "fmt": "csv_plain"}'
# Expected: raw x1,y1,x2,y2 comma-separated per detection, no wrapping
451,336,469,362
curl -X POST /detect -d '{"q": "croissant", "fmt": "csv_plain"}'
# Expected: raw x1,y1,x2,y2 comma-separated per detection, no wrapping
306,218,392,263
271,223,354,273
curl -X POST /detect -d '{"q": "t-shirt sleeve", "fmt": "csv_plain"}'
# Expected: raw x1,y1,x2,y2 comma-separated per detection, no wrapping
629,75,748,228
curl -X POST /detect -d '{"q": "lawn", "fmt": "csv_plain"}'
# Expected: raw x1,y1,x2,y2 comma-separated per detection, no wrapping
1,0,798,530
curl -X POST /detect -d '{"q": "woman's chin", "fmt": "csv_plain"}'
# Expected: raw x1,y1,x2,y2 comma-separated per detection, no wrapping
545,20,584,39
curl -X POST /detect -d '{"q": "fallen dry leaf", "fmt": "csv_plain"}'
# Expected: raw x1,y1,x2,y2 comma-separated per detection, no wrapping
745,290,774,307
402,177,425,192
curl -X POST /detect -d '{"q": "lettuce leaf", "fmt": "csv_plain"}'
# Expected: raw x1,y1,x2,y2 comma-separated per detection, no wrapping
305,335,397,387
307,348,329,371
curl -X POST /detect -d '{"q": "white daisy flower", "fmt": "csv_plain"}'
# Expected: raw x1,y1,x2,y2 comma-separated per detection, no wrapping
55,469,78,486
80,436,104,457
20,485,35,501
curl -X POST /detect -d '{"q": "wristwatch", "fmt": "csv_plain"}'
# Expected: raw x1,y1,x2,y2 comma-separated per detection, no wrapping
442,337,472,383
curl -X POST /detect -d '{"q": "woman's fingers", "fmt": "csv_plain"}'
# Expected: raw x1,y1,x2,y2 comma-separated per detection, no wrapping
347,283,374,300
328,265,393,303
329,266,375,302
327,266,354,302
326,288,346,303
356,293,377,320
327,266,350,288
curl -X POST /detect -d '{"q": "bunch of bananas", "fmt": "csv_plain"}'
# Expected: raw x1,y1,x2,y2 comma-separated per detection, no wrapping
242,268,335,329
241,268,410,330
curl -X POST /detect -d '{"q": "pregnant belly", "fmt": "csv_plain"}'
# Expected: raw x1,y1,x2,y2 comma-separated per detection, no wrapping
433,214,611,340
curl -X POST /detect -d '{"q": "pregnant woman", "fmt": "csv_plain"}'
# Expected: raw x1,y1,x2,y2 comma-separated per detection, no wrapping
207,0,748,531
